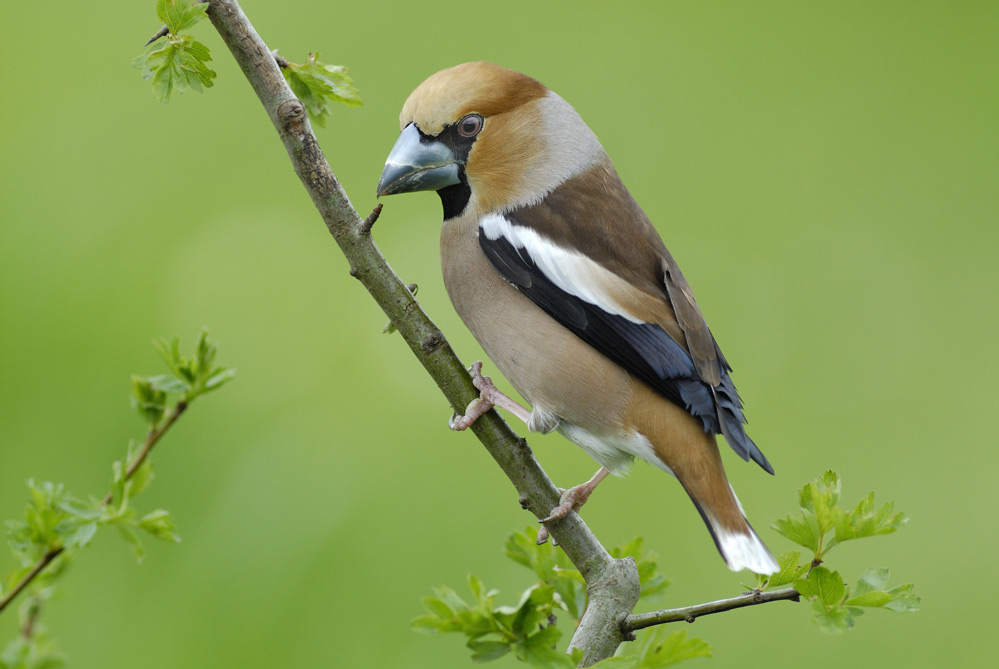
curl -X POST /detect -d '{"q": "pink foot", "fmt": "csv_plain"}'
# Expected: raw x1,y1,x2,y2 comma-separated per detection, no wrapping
449,362,531,430
537,468,611,544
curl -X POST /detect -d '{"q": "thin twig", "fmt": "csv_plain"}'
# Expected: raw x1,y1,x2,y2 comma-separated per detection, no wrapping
360,203,383,234
0,551,63,617
145,25,169,45
623,586,800,632
101,401,188,507
0,401,189,616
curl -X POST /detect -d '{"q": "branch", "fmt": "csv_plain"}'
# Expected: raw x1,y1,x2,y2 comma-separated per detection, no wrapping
0,402,188,615
624,587,800,632
202,0,639,664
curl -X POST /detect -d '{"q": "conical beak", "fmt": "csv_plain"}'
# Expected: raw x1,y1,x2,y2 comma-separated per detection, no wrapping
376,124,461,197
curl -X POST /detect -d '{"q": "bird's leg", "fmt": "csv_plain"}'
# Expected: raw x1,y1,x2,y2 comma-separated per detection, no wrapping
449,361,532,430
536,467,611,544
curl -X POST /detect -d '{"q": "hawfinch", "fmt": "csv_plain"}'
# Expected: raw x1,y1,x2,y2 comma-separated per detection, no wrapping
376,62,777,574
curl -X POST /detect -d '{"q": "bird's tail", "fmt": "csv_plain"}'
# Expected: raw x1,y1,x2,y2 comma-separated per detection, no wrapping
687,491,777,574
625,382,778,574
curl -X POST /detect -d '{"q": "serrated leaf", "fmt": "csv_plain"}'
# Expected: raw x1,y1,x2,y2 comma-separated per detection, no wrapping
156,0,209,34
829,493,907,550
61,521,98,549
133,34,216,104
515,624,573,668
422,595,457,621
637,627,711,668
883,584,920,612
203,367,236,390
282,52,361,127
765,550,810,587
467,640,511,663
411,614,453,635
131,374,167,426
772,511,821,552
148,374,189,394
794,566,845,607
809,596,854,633
139,509,181,543
433,584,470,613
125,458,154,500
504,528,583,619
610,536,671,600
845,567,920,612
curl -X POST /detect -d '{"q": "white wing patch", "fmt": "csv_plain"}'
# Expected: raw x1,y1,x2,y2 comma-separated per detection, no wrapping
480,213,644,324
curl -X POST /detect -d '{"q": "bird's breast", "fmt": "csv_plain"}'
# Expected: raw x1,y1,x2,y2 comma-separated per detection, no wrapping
440,213,633,434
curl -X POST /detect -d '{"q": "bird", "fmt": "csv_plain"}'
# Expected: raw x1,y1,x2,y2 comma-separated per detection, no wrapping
376,62,778,573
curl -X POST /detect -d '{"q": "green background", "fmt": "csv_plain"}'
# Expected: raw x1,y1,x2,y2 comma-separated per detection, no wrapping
2,0,996,666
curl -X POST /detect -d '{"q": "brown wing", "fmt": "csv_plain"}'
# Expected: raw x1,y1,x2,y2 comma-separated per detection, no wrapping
486,160,771,473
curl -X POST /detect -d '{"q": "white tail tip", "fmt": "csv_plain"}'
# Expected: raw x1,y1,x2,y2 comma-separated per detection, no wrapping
715,525,779,574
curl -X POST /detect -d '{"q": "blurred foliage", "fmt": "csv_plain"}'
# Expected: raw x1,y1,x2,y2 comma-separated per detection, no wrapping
1,332,234,665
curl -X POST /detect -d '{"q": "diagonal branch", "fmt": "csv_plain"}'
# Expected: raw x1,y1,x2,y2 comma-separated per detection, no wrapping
624,586,800,632
202,0,638,665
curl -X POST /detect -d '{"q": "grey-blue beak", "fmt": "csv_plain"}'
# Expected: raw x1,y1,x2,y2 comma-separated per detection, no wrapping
376,123,461,197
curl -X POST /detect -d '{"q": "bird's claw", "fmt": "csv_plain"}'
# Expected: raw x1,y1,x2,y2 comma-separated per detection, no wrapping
449,396,493,431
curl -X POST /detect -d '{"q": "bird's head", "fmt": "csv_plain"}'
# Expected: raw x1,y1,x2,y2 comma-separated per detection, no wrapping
376,62,605,218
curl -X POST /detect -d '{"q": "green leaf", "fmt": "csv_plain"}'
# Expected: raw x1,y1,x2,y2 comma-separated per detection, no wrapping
115,523,145,562
133,34,216,104
131,375,167,426
504,528,585,619
808,596,855,633
635,627,711,668
203,367,236,390
467,640,511,663
148,374,189,394
516,624,573,668
109,459,127,510
422,595,457,621
125,457,154,500
794,566,845,607
61,521,97,549
609,536,670,600
139,509,181,543
772,509,821,552
795,566,858,633
156,0,209,35
764,551,810,588
846,567,920,612
282,53,362,127
828,493,907,551
590,658,639,669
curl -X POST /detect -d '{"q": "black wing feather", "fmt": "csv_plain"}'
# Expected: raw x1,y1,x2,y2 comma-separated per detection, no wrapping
479,223,773,475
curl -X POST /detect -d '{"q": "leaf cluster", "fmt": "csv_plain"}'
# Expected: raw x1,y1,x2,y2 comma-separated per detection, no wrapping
414,528,703,668
281,53,362,127
132,329,234,429
772,470,906,561
793,565,920,633
132,0,215,103
763,471,918,633
2,331,234,662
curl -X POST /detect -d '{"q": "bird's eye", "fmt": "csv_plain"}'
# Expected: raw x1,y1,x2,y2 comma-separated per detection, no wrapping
457,114,483,138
